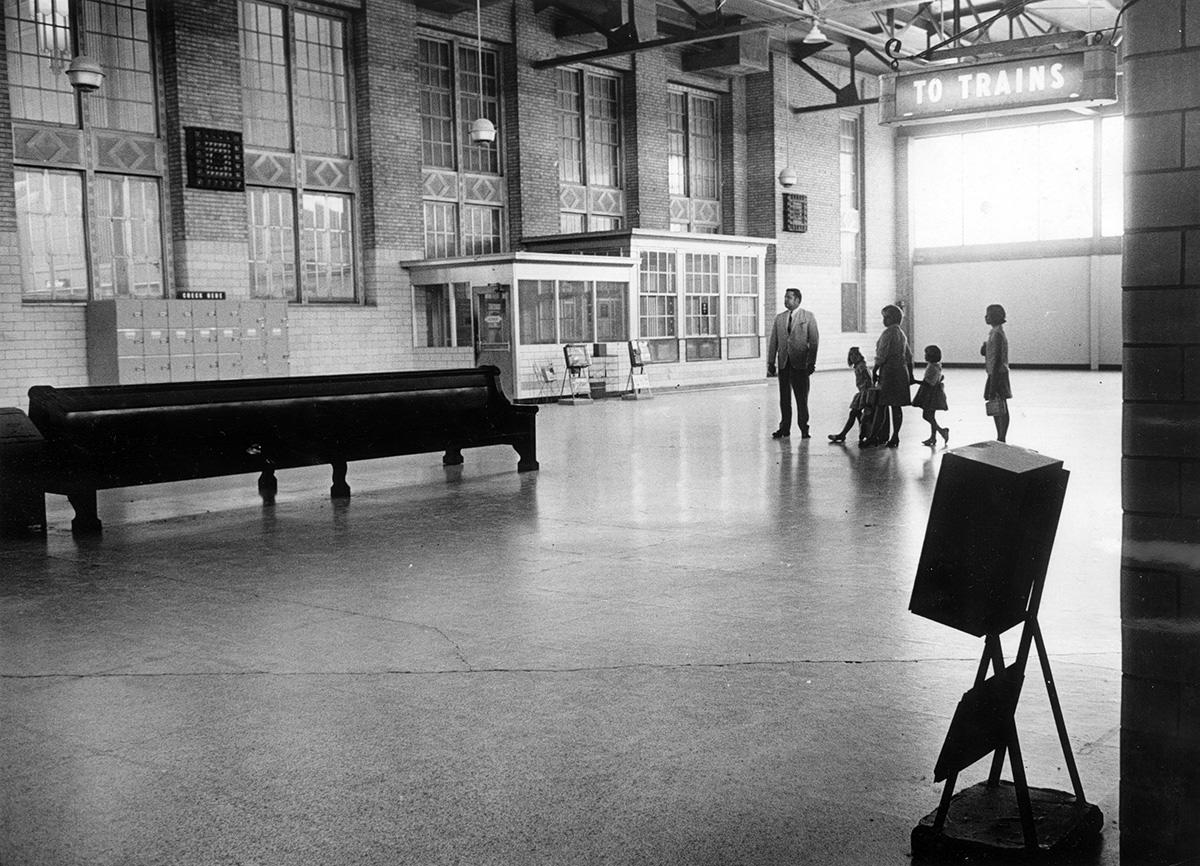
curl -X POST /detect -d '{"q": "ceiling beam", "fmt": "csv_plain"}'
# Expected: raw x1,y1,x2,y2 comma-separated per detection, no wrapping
530,19,773,69
923,29,1086,60
747,0,934,64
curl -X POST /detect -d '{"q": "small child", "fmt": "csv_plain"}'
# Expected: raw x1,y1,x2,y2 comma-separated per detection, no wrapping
912,344,949,446
828,347,872,444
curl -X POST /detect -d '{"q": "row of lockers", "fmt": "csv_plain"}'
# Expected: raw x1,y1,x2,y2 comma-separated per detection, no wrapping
86,299,290,385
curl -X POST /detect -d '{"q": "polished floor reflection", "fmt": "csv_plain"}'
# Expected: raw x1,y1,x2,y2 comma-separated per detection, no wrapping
0,369,1122,865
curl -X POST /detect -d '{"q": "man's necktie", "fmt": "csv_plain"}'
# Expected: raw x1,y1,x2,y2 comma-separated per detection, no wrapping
788,313,793,334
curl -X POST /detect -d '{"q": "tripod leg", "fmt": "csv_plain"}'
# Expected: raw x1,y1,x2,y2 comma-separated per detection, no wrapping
982,634,1009,787
932,770,958,835
1032,619,1088,804
1004,720,1039,850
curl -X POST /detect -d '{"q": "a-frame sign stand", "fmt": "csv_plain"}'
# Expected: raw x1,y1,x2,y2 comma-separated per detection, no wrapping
909,442,1103,860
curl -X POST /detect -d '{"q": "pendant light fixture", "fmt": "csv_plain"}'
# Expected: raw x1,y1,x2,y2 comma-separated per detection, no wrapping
802,20,828,44
61,0,104,93
468,0,496,144
777,24,797,188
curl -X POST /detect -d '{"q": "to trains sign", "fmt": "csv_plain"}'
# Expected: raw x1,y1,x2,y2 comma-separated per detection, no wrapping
879,48,1117,125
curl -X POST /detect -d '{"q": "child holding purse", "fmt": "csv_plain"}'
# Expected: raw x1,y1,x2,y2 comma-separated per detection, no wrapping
912,344,949,446
828,347,873,444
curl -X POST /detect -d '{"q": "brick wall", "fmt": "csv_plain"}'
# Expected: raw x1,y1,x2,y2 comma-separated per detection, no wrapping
510,2,563,240
160,0,247,249
629,50,670,230
1121,1,1200,861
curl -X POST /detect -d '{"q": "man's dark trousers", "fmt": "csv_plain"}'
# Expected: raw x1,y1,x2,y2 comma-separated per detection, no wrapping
777,361,810,433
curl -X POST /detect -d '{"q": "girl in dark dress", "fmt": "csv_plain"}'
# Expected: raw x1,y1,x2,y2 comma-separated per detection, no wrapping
912,344,949,446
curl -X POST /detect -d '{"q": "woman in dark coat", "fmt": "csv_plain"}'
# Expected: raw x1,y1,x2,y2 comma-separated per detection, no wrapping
982,303,1012,442
871,304,913,448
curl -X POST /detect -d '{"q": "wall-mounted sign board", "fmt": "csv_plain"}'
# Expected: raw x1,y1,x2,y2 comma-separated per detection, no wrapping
186,127,245,191
878,47,1117,126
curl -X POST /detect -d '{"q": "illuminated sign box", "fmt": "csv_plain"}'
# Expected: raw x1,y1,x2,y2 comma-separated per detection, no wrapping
879,47,1117,125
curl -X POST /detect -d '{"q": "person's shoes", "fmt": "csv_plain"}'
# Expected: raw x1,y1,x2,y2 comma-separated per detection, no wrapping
886,437,900,448
771,429,789,439
921,437,936,446
941,427,950,445
800,427,811,439
828,433,846,443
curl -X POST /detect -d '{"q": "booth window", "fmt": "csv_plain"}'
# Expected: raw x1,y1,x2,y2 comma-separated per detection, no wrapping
241,1,357,302
684,253,720,361
413,281,472,348
518,280,556,344
8,0,165,301
667,88,721,233
558,280,593,343
725,255,759,359
556,67,624,233
595,281,627,341
417,35,504,258
415,284,450,347
638,250,678,362
519,280,628,344
840,114,865,333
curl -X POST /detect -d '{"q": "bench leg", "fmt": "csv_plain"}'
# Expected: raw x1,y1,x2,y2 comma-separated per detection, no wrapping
443,447,463,467
515,441,539,472
68,491,102,535
258,470,277,504
330,460,351,499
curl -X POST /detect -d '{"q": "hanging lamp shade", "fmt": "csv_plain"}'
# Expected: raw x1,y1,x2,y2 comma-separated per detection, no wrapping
469,117,496,143
65,54,104,92
803,21,828,44
778,166,798,188
468,0,494,145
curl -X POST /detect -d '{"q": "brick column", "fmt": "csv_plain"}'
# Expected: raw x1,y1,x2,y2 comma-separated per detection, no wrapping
1121,1,1200,860
626,51,669,230
160,0,249,295
354,0,421,303
509,3,559,241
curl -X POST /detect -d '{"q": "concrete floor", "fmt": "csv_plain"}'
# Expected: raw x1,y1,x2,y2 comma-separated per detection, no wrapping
0,368,1123,865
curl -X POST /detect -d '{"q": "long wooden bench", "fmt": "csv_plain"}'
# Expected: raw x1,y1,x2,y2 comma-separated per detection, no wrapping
2,366,537,535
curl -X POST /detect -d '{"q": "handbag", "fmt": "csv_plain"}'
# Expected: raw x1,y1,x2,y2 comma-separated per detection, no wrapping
985,397,1005,416
863,386,881,407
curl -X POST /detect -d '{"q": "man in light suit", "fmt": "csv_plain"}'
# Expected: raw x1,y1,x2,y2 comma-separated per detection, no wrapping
767,288,819,439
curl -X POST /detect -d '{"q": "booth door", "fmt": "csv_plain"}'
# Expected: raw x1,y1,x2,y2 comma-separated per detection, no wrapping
472,284,515,397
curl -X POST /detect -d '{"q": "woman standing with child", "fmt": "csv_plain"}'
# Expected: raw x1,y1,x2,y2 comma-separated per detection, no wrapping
981,303,1012,442
871,304,913,448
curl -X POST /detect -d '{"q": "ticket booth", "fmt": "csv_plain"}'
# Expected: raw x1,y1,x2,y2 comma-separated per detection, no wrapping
404,251,638,401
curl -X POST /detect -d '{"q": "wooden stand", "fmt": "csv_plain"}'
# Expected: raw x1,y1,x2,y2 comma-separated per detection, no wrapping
622,340,653,400
559,344,593,404
909,442,1102,859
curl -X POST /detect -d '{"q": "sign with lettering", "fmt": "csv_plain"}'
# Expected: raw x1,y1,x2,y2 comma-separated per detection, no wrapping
783,193,808,233
879,48,1117,125
176,290,227,300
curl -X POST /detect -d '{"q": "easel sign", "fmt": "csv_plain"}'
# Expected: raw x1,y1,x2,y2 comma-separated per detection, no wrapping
563,344,590,371
623,340,653,400
628,340,650,368
909,441,1102,859
559,343,593,404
